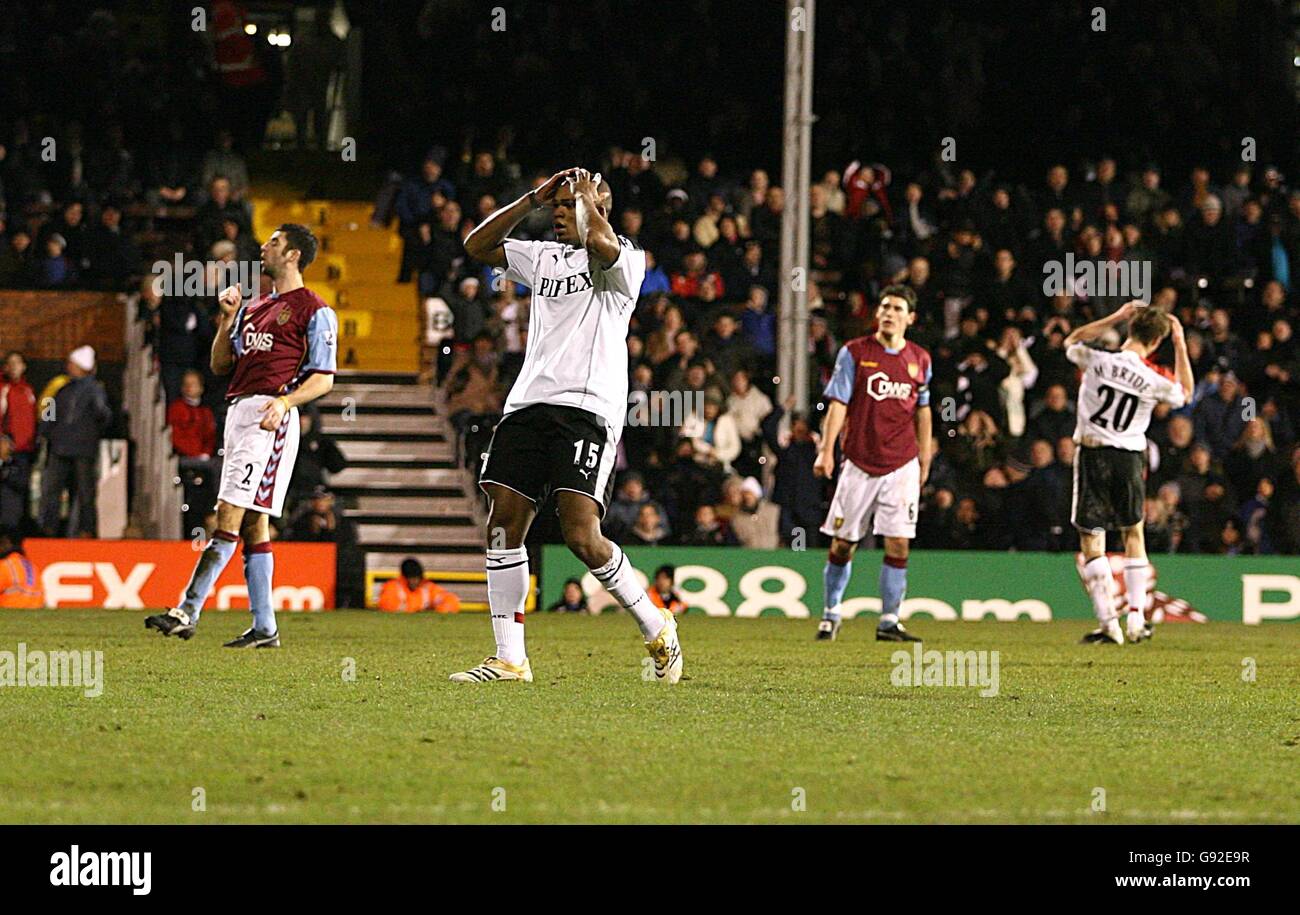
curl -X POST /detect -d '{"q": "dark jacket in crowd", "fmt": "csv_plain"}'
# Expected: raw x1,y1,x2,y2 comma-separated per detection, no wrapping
41,375,112,457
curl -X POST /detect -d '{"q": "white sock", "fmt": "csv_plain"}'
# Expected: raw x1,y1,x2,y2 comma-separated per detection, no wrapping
591,543,665,640
1082,556,1116,624
1123,561,1148,615
486,547,528,664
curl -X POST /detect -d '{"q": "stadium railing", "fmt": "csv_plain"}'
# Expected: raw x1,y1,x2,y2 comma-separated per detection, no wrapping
124,294,183,538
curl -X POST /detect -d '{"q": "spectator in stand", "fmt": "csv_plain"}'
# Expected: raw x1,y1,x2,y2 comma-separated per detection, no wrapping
0,230,36,288
167,370,218,534
1126,165,1171,230
648,565,688,616
193,175,250,253
1193,371,1247,461
445,332,505,470
1153,414,1196,488
281,486,364,609
1224,418,1280,500
683,395,741,475
683,503,738,546
82,201,140,291
702,312,753,382
37,233,77,288
750,185,785,250
1239,477,1274,554
39,346,112,538
546,577,589,613
200,129,250,202
640,249,671,296
377,558,461,613
728,476,780,548
157,290,213,405
1026,383,1075,445
671,248,724,303
726,368,772,478
626,502,669,546
396,152,456,281
762,397,823,546
604,472,669,542
0,352,37,530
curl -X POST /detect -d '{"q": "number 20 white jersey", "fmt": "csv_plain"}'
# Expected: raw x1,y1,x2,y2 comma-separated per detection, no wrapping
1067,342,1186,451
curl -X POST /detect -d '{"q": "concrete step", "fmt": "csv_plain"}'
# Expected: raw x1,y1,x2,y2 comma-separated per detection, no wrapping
319,413,436,436
336,371,421,386
320,228,401,257
321,386,436,410
330,466,469,488
357,521,478,541
346,494,477,517
338,440,454,462
357,524,483,548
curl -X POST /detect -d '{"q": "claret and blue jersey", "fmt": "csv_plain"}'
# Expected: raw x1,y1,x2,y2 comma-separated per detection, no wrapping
226,286,339,399
823,335,932,477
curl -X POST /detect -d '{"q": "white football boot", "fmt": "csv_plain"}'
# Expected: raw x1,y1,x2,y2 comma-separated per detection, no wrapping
449,656,533,683
645,608,683,684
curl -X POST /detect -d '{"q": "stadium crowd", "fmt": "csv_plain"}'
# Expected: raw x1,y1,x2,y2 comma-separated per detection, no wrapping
404,144,1300,556
0,3,363,598
2,5,1298,563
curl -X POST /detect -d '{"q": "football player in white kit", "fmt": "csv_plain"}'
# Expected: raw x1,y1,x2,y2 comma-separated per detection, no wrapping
448,167,683,685
1064,301,1193,644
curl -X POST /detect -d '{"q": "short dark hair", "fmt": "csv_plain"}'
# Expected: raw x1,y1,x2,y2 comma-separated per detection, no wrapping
879,284,918,313
1130,306,1172,347
277,223,318,271
654,564,676,580
399,558,424,580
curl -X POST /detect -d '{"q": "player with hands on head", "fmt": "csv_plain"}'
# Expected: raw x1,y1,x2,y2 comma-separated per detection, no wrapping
449,164,680,685
1064,300,1193,645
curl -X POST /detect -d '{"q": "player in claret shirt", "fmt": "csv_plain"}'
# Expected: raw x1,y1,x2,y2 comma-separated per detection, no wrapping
813,285,932,643
145,224,338,648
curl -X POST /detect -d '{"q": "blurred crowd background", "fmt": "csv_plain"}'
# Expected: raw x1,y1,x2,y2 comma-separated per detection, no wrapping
0,0,1297,579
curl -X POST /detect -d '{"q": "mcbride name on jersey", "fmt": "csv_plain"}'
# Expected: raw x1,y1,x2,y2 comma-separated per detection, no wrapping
1067,342,1185,451
500,236,647,435
226,286,339,400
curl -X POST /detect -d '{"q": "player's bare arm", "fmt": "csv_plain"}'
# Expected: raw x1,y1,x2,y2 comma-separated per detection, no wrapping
569,168,620,268
1063,300,1140,347
210,284,241,375
814,398,847,478
463,167,579,268
258,372,334,431
1167,314,1195,400
914,404,932,486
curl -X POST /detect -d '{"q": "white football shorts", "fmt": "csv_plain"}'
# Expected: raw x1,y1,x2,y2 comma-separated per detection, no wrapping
217,394,301,518
820,456,920,542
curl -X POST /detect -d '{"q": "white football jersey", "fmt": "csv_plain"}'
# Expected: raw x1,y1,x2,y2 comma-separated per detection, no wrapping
500,236,646,436
1067,342,1186,451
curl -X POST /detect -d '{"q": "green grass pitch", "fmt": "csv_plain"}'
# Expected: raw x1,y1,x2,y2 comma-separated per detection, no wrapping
0,610,1296,824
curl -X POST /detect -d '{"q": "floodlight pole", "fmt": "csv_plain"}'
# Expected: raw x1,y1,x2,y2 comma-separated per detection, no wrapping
778,0,814,413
